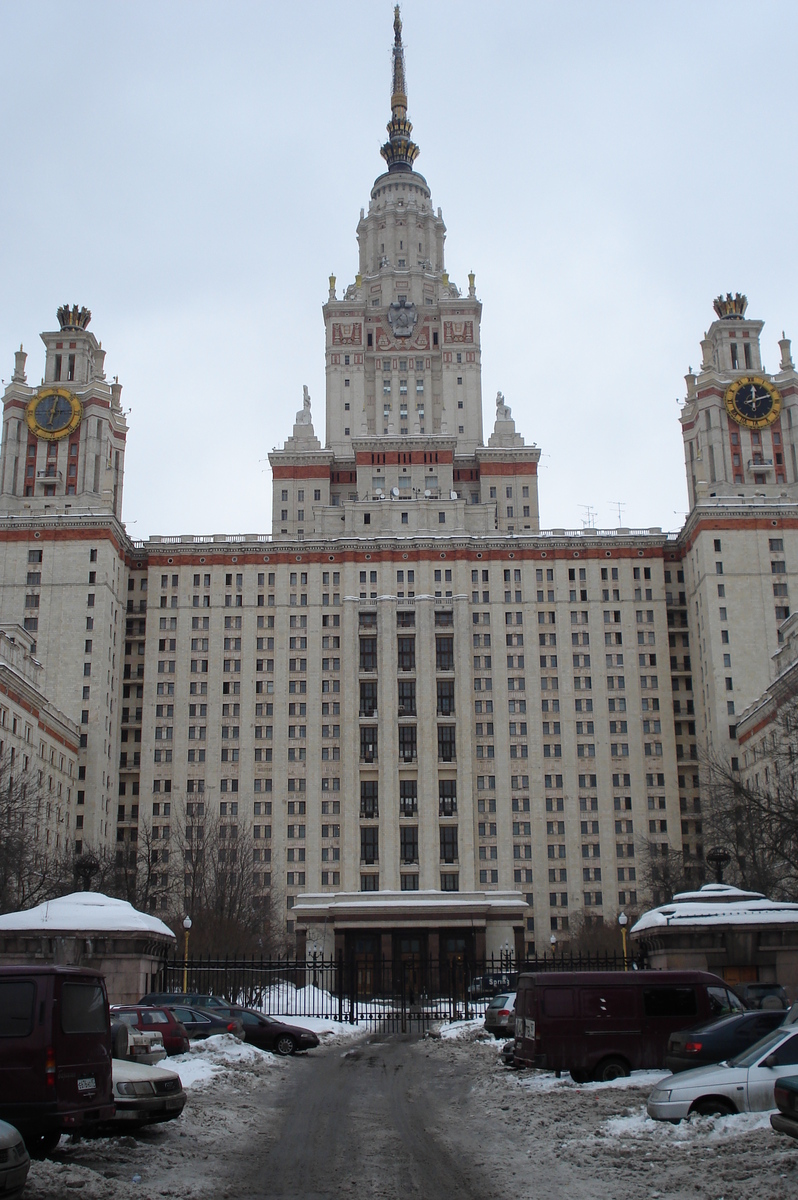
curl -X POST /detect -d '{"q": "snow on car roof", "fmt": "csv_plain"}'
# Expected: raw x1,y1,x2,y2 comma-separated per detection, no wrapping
0,892,175,939
631,883,798,934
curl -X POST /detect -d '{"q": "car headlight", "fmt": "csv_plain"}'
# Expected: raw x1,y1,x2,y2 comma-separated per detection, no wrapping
650,1088,671,1102
116,1081,155,1097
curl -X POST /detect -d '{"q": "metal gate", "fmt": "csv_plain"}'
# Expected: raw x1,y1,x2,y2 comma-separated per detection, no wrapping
160,949,638,1033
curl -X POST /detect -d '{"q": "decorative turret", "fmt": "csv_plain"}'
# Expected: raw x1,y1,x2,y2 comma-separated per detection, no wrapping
380,6,419,173
713,293,747,321
57,304,92,330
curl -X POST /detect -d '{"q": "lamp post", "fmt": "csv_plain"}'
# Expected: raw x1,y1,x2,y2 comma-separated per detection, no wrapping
549,934,557,966
182,915,192,993
618,911,628,971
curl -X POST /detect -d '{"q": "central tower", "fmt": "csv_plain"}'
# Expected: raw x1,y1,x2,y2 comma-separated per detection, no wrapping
323,5,484,457
270,8,540,540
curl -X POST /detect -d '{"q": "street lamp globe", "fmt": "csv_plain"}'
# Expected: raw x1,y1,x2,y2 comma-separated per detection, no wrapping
550,934,557,949
183,915,192,932
617,912,628,929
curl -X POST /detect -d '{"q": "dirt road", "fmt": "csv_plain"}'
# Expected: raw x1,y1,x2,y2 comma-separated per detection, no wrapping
233,1033,503,1200
23,1027,798,1200
232,1031,798,1200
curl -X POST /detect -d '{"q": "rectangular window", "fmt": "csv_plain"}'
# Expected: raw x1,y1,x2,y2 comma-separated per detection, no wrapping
398,636,416,671
439,779,457,816
359,637,377,671
437,725,456,762
440,826,459,863
360,780,379,819
360,826,379,865
398,724,417,762
400,826,419,864
435,636,454,670
400,779,418,817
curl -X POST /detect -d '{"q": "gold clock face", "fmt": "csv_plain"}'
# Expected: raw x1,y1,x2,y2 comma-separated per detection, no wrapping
724,375,781,430
25,387,83,441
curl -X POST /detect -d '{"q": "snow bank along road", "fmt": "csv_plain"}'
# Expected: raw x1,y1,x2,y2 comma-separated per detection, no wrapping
21,1027,798,1199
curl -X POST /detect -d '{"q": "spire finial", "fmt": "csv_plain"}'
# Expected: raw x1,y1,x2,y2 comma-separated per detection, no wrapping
380,6,419,173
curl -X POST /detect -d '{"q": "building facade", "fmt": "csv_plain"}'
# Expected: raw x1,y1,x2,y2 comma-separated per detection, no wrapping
0,625,79,855
1,10,797,960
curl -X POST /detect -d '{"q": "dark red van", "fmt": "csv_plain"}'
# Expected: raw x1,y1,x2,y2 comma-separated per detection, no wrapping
0,966,114,1154
513,970,743,1082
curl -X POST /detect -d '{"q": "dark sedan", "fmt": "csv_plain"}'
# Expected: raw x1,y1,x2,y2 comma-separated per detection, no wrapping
237,1009,320,1056
772,1076,798,1139
141,992,245,1018
666,1009,785,1073
164,1004,244,1040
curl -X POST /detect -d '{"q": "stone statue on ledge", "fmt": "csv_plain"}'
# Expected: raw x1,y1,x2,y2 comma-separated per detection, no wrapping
496,391,512,421
296,385,312,425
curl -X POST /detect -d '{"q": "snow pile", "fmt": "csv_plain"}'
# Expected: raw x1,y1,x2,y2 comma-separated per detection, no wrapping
602,1106,775,1140
519,1069,670,1093
436,1017,493,1041
278,1014,363,1041
170,1033,277,1090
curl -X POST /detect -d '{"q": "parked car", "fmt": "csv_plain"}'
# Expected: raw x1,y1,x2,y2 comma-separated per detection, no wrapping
0,1120,30,1198
484,992,516,1039
514,970,744,1082
735,983,789,1011
111,1020,166,1066
647,1025,798,1121
771,1075,798,1139
163,1004,244,1040
112,1006,190,1055
666,1009,785,1073
0,965,114,1156
467,974,511,1000
141,992,244,1018
94,1058,186,1132
237,1009,319,1056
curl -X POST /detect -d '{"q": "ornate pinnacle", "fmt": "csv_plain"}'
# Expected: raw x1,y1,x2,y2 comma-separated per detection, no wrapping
57,304,92,330
713,293,748,321
380,6,419,173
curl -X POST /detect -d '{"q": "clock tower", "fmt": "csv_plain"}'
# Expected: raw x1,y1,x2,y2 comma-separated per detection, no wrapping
680,293,798,509
0,305,128,519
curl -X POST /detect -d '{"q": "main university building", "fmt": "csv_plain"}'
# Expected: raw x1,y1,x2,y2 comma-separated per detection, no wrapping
1,11,797,961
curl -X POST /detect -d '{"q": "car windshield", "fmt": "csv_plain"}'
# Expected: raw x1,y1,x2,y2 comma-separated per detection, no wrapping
489,995,510,1009
728,1027,789,1068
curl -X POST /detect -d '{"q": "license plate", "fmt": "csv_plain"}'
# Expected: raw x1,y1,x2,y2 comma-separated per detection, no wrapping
77,1077,96,1092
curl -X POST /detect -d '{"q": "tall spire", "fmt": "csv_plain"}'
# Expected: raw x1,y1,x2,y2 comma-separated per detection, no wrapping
380,6,419,173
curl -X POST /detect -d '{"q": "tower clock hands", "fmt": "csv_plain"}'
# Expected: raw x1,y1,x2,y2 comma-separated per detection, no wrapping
46,396,59,428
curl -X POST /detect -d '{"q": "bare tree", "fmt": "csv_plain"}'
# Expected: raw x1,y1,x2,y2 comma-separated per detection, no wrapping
0,750,73,913
700,694,798,899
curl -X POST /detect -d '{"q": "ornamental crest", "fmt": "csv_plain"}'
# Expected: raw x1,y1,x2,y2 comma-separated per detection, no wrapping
387,297,418,338
332,323,362,346
443,320,473,344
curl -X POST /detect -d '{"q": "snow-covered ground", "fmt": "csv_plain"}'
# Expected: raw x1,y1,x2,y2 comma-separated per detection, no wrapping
20,1027,798,1199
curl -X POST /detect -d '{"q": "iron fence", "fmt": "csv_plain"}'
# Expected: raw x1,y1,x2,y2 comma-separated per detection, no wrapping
159,948,645,1031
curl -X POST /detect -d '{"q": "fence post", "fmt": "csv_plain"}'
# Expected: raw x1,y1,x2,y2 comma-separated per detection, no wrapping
337,949,344,1024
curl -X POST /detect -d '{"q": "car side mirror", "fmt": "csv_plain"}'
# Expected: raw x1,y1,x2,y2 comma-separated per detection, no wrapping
763,1054,779,1069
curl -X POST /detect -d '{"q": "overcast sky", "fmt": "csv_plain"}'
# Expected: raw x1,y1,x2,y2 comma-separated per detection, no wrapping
2,1,797,539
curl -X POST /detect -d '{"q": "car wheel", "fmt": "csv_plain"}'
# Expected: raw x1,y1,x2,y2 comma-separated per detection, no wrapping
690,1097,736,1118
274,1034,297,1056
25,1129,62,1158
569,1068,590,1084
593,1057,630,1082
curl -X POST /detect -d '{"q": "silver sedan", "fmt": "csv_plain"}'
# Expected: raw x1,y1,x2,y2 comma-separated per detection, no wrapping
647,1025,798,1122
